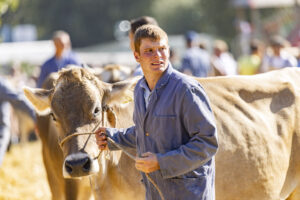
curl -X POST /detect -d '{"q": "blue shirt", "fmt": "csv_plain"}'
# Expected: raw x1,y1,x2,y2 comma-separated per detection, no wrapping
107,65,218,200
180,47,211,77
133,64,144,76
0,78,36,124
37,51,81,87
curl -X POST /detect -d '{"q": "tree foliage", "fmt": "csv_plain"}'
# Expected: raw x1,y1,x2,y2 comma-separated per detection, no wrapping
0,0,18,24
198,0,237,42
2,0,238,47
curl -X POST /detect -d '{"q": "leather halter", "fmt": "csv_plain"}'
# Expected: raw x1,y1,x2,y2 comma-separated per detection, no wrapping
58,105,110,157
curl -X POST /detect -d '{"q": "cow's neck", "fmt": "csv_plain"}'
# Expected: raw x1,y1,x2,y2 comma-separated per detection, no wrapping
95,101,144,199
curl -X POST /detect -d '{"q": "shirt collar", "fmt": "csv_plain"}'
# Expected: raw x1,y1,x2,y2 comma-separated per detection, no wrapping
140,78,151,93
155,64,173,90
138,64,173,91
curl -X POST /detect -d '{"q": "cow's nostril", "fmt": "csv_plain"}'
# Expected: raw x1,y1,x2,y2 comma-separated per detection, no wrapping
65,161,73,173
64,153,92,176
82,158,91,172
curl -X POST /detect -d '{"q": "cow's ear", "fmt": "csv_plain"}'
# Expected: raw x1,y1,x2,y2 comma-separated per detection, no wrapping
23,87,53,115
104,76,141,105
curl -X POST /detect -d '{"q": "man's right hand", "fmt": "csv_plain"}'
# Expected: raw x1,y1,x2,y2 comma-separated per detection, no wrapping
95,127,108,150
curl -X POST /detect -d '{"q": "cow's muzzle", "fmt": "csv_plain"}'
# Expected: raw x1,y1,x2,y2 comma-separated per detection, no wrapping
63,152,99,178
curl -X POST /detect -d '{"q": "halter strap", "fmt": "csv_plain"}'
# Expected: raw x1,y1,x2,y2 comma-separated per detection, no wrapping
58,105,110,159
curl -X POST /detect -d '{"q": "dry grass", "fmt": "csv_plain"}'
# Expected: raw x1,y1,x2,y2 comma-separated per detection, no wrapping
0,141,51,200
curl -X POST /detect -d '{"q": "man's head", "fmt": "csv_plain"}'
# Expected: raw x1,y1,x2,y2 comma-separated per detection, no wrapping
213,39,228,57
185,30,198,48
134,25,168,54
270,35,287,56
133,25,169,77
129,16,158,51
53,30,71,58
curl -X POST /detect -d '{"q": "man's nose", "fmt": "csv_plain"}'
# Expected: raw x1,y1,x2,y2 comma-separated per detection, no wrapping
153,50,162,57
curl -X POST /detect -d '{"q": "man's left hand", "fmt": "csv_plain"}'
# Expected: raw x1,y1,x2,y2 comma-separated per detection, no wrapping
135,152,160,173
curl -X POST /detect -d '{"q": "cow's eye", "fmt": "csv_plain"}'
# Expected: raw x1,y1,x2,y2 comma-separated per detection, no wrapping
93,107,101,116
50,113,57,121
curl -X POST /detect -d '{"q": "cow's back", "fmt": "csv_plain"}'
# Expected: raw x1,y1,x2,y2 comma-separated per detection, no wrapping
198,68,300,200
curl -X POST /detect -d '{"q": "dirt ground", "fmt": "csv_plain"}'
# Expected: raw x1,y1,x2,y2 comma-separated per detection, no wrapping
0,141,51,200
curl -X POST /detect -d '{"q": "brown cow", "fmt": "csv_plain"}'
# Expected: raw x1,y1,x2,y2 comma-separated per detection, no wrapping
25,66,300,200
24,66,144,200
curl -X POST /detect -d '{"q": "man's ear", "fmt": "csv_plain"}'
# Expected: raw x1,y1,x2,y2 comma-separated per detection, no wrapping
134,51,140,63
103,76,141,106
23,87,53,115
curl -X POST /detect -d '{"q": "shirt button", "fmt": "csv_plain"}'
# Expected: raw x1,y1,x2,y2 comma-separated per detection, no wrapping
145,132,149,136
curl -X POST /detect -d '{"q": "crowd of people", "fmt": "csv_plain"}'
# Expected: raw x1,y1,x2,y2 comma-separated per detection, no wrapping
178,30,299,78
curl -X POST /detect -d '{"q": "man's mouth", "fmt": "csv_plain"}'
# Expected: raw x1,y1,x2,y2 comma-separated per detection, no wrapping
151,61,164,66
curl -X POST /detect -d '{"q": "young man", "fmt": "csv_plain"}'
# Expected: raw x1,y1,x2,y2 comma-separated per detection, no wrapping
96,25,218,200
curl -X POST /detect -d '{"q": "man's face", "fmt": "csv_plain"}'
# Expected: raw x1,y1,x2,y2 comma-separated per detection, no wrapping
54,36,70,58
272,45,281,56
134,38,169,77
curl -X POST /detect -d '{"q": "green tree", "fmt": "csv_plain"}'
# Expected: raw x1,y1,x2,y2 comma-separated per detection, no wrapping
198,0,237,42
2,0,239,47
151,0,203,34
0,0,18,24
3,0,153,47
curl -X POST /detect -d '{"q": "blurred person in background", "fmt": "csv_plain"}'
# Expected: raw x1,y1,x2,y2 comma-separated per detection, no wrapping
37,30,81,87
0,78,36,166
237,39,264,75
260,35,297,73
180,30,211,77
211,39,237,76
129,16,159,76
169,47,180,69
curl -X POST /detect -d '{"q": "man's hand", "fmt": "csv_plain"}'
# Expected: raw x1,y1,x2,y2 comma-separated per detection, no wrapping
95,127,108,150
135,152,160,173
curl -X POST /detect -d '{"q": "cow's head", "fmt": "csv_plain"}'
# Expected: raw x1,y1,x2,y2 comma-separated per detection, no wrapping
24,66,138,178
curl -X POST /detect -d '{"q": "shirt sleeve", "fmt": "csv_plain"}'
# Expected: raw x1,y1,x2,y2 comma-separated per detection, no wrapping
0,79,36,121
68,52,81,66
37,63,50,88
156,85,218,179
106,126,137,150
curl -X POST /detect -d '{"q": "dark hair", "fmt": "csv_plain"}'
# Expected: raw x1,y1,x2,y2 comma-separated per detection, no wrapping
269,35,286,47
250,39,260,53
130,16,158,34
134,25,168,53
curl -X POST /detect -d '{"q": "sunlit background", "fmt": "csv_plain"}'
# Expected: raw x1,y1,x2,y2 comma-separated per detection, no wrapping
1,0,300,199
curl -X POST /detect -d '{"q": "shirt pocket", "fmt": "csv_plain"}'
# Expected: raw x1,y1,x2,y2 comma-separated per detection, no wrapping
166,176,208,199
154,114,176,118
